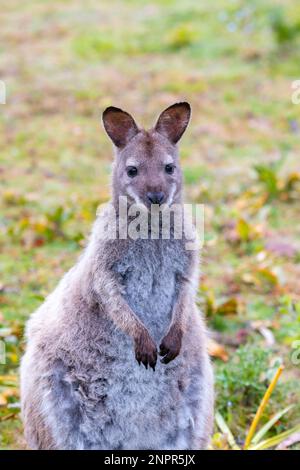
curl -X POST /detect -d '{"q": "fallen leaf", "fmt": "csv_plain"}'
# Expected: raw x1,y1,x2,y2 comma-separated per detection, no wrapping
2,388,19,399
236,218,251,242
255,268,278,287
0,375,18,383
207,338,229,361
0,394,8,406
0,413,16,422
276,432,300,450
241,273,256,285
285,172,300,191
216,298,238,316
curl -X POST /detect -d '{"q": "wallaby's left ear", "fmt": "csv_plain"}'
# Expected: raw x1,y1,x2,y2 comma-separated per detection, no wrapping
154,102,191,144
102,106,139,148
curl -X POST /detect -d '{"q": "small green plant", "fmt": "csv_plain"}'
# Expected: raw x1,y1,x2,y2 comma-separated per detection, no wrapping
166,24,196,50
216,345,283,425
215,365,300,450
269,7,300,45
253,154,286,201
253,156,300,202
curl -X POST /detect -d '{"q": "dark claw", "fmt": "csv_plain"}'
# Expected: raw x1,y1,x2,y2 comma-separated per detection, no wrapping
134,330,157,371
135,351,141,364
160,351,176,364
159,343,179,364
159,326,182,365
149,355,157,371
159,347,167,357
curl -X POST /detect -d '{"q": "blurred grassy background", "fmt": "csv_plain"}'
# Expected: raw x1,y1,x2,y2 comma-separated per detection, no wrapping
1,0,300,449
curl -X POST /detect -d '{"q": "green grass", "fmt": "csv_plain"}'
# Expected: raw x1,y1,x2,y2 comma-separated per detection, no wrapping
1,0,300,449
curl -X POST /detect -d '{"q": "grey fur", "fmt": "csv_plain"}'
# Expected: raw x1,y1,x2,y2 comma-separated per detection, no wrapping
20,103,214,450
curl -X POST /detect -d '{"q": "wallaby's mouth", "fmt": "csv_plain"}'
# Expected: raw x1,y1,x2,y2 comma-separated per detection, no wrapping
126,188,171,210
144,196,175,211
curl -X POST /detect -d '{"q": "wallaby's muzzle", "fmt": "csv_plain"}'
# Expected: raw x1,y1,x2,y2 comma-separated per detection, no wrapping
147,191,165,205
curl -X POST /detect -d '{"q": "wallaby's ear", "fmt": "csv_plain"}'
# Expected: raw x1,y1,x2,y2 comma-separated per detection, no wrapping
102,106,139,148
154,102,191,144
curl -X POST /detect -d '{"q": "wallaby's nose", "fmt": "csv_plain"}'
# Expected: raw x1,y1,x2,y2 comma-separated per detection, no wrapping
147,191,165,205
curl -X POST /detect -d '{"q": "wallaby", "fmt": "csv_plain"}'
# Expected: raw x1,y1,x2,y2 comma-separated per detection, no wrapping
20,102,214,450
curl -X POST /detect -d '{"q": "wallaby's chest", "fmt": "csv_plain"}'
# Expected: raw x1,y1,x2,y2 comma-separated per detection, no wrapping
113,238,188,340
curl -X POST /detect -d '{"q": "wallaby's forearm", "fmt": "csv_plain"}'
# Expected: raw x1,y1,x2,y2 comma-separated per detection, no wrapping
88,233,148,339
93,271,157,370
94,273,147,337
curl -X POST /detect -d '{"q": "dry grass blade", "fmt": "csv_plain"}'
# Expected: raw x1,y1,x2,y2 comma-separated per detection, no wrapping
251,404,295,445
215,412,240,450
0,375,18,383
0,413,17,422
244,364,284,449
249,424,300,450
276,431,300,450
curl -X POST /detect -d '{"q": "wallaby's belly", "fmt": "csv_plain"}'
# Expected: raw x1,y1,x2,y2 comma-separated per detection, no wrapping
35,322,209,450
114,238,188,341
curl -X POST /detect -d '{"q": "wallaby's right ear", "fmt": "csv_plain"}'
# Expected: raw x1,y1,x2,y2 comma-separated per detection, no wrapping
102,107,139,148
154,102,191,144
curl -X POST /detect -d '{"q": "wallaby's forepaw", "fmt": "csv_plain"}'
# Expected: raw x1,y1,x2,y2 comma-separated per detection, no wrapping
135,330,157,371
159,325,182,364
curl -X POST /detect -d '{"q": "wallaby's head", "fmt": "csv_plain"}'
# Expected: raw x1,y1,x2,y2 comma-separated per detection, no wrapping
102,103,191,209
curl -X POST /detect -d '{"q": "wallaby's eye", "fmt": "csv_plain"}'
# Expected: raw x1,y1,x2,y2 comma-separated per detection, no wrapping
127,166,138,178
165,164,175,175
